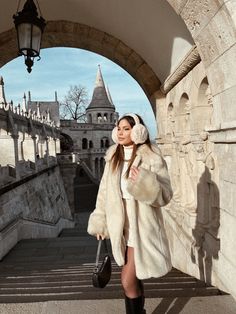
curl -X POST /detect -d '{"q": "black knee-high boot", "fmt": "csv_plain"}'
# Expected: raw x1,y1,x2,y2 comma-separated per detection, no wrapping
125,295,146,314
138,280,145,309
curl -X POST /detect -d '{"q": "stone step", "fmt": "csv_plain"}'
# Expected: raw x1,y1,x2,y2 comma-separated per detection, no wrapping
0,287,222,304
0,227,225,304
59,229,88,237
0,271,201,282
0,277,205,288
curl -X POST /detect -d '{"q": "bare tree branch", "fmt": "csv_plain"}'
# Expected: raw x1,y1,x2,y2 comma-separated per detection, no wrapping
60,85,88,122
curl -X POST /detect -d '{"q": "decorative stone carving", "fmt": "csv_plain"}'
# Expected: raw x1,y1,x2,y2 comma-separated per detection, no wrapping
161,46,201,94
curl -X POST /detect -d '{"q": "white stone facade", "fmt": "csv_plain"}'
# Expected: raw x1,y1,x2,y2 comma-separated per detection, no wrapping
60,66,119,181
157,57,236,298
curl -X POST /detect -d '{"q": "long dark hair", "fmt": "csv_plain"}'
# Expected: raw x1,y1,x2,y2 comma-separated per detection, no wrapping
111,114,152,177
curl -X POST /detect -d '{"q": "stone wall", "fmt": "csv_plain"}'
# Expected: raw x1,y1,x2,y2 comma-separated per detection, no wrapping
0,165,74,259
157,59,236,298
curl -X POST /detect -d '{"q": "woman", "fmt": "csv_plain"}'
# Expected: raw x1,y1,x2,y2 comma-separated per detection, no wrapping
87,113,173,314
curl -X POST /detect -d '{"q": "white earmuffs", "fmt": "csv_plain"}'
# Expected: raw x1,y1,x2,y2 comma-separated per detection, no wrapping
111,113,148,144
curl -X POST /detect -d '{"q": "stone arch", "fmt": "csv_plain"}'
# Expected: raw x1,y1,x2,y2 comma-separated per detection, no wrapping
166,102,175,136
100,158,104,177
0,21,160,108
60,133,73,152
82,138,88,149
191,77,213,132
103,113,108,122
105,138,109,148
89,140,93,149
87,113,92,123
95,157,99,178
97,113,102,123
177,93,191,135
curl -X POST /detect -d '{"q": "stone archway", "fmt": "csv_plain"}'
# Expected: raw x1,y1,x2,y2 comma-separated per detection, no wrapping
0,21,160,109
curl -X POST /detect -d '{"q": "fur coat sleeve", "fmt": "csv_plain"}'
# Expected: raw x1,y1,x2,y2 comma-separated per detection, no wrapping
87,162,110,238
127,147,173,207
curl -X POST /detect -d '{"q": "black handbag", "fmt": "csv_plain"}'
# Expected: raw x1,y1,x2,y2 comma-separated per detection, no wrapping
92,239,112,288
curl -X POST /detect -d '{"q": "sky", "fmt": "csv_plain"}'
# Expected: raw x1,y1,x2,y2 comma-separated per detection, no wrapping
0,47,157,139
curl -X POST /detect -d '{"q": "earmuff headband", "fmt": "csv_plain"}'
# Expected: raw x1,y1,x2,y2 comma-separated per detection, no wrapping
111,113,148,144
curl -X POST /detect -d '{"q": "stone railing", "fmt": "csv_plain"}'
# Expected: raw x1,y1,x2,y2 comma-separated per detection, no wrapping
0,101,56,127
0,157,57,190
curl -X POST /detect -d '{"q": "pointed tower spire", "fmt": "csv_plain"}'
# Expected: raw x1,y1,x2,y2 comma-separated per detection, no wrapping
22,93,27,112
36,102,41,118
95,64,105,88
87,65,113,109
0,76,7,105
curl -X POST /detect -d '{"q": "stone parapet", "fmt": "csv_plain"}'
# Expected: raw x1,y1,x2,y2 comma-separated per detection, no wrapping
0,158,57,191
0,92,60,169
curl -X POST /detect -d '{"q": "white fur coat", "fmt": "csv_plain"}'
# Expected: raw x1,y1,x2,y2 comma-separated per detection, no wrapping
87,143,173,279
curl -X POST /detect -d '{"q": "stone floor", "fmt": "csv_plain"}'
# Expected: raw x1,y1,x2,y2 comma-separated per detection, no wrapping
1,295,236,314
0,213,235,313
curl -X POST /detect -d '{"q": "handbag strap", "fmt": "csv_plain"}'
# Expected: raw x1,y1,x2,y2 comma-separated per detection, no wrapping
95,239,109,267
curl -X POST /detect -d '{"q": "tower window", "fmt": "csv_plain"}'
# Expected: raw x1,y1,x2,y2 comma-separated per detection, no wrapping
82,138,88,149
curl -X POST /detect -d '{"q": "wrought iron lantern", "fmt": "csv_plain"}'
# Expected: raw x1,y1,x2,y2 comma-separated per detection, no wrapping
13,0,46,73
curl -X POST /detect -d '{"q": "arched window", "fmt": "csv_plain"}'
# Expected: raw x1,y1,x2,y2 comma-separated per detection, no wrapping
88,114,92,123
191,77,213,131
101,139,104,148
105,139,109,148
60,133,73,152
89,140,93,148
177,93,190,135
82,138,88,149
95,157,99,178
97,113,102,123
166,103,175,136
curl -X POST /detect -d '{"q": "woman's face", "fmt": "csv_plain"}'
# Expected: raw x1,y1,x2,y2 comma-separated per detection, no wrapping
117,119,133,146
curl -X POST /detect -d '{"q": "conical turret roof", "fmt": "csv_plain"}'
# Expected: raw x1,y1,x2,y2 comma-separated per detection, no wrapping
87,65,114,109
106,85,115,107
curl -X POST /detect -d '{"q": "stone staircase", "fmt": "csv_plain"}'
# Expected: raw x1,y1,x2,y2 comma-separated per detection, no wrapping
0,226,225,304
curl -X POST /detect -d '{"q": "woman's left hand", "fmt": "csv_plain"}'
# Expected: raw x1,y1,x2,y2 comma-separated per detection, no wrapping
129,166,140,182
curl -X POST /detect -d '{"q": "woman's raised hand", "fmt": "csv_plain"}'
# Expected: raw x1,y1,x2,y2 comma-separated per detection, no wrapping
129,166,140,182
96,234,105,240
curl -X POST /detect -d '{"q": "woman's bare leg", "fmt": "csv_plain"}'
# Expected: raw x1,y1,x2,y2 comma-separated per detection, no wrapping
121,246,141,298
